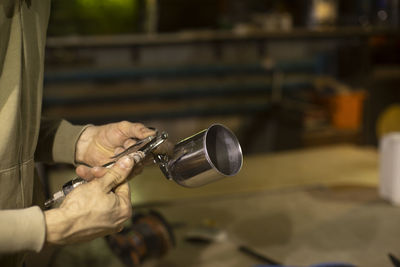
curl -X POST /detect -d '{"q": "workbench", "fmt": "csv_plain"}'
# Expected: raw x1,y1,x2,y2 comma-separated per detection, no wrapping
31,145,400,267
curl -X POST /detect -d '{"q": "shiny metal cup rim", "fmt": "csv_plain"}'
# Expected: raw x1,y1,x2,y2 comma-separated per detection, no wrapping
202,123,243,177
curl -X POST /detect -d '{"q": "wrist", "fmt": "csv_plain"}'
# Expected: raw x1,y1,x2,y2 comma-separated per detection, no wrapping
44,208,67,245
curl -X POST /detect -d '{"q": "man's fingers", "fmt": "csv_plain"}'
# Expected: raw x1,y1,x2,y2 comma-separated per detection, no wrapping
76,165,109,181
114,147,125,156
116,121,155,141
114,181,131,204
76,165,95,181
114,182,132,219
123,139,136,149
92,167,108,178
114,180,130,196
100,156,134,193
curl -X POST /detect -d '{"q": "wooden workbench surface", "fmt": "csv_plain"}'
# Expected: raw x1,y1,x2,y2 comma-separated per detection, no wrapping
130,144,379,205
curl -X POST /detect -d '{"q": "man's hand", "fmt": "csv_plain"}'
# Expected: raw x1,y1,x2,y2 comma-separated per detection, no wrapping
75,121,155,180
44,156,134,245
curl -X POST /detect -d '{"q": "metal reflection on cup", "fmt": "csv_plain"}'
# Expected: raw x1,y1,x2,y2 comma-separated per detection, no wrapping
155,124,243,187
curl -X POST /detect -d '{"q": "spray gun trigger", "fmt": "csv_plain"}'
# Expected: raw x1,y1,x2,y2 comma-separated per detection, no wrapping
153,153,172,180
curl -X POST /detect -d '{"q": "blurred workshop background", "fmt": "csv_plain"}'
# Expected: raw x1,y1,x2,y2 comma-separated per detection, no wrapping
29,0,400,267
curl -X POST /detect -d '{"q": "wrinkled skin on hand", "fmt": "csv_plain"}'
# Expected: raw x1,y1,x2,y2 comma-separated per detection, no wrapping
75,121,155,181
44,121,157,245
45,156,134,245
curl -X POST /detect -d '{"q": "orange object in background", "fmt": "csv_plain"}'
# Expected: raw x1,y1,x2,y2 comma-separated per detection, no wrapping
329,91,366,130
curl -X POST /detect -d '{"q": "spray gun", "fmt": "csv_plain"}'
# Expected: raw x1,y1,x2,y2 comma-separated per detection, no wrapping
45,132,168,208
45,124,243,209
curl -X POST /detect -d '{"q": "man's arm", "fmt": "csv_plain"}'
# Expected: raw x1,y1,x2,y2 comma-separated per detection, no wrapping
0,155,134,253
0,118,83,254
0,207,45,253
35,118,90,164
17,120,152,251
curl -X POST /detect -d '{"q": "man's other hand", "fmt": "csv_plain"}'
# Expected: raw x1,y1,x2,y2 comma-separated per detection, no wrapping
75,121,155,180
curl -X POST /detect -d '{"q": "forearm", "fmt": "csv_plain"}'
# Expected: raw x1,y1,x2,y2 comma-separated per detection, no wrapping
0,207,46,253
35,118,89,164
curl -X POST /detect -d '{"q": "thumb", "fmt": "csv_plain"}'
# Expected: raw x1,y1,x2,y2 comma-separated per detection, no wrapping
100,156,134,193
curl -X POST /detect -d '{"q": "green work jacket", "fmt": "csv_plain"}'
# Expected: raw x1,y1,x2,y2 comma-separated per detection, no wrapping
0,1,86,266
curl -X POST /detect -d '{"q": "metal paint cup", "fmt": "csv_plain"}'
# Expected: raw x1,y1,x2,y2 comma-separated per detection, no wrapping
159,124,243,187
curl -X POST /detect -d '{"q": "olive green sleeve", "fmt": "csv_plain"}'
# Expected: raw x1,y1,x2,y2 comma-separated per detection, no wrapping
0,206,45,253
35,118,89,165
